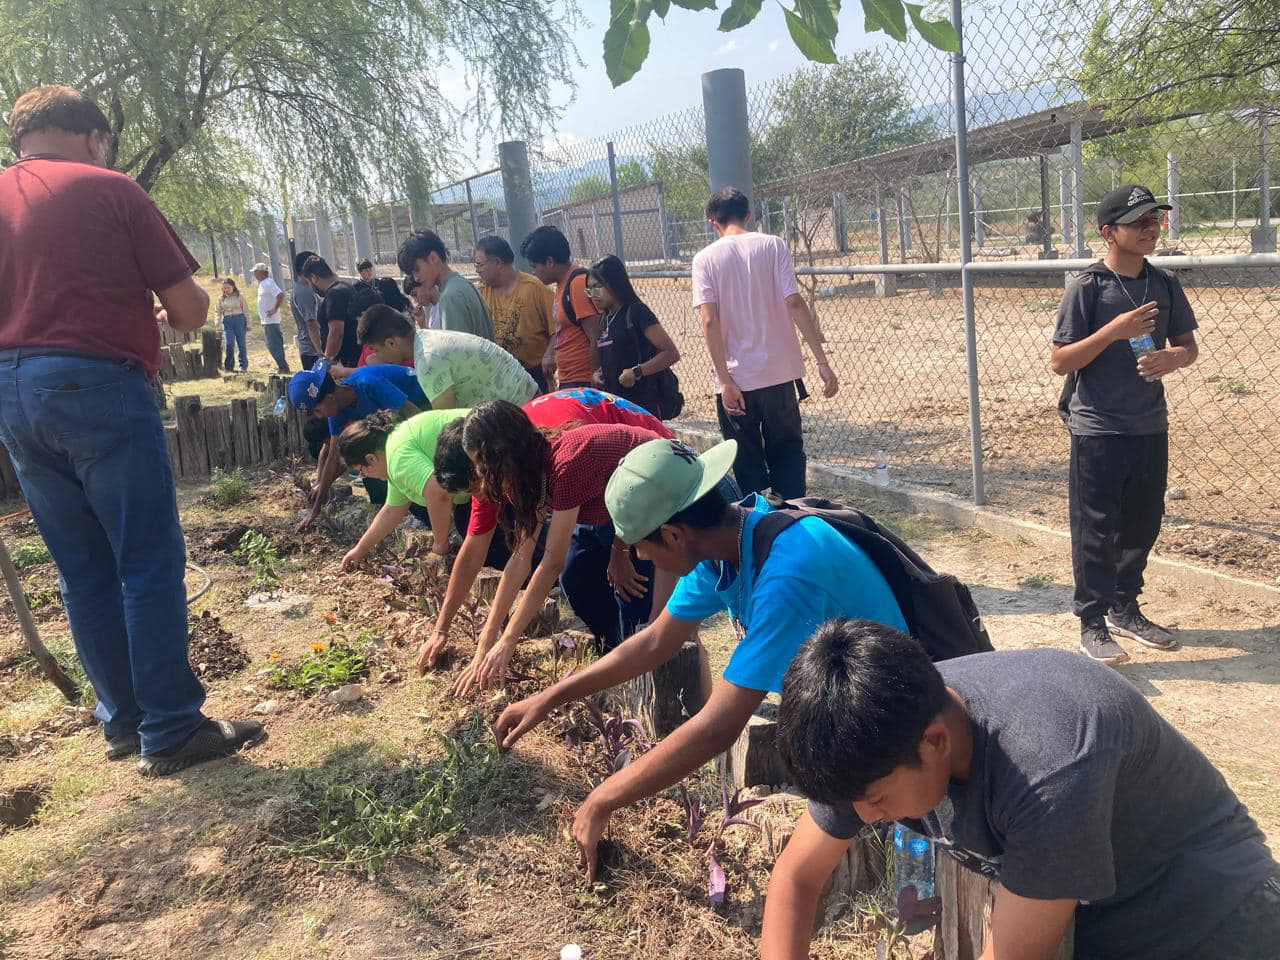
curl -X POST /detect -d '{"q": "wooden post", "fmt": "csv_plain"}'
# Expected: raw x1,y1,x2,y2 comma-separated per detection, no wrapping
174,395,209,476
230,399,253,467
164,425,182,480
259,414,284,463
720,703,792,790
621,639,710,738
202,405,232,471
201,329,222,379
244,398,262,463
935,857,1073,959
284,407,303,457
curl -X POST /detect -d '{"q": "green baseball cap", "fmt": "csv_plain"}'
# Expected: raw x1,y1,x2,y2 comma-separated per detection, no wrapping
606,438,738,544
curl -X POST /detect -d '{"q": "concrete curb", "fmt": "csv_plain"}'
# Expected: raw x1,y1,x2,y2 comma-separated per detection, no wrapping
672,425,1280,607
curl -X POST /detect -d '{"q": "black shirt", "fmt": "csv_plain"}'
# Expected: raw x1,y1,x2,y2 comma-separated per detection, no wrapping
317,281,360,366
1052,260,1197,436
808,649,1276,960
596,300,663,415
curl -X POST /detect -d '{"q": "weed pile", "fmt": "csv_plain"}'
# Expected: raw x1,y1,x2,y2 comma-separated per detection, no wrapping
268,715,511,876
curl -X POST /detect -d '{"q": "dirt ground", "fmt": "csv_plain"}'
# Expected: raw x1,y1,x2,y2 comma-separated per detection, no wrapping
0,450,1276,959
637,273,1280,577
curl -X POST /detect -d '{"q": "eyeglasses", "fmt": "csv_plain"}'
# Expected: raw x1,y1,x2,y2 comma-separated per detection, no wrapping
585,285,605,297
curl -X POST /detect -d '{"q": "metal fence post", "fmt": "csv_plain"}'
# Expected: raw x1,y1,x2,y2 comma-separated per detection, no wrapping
895,189,910,260
352,204,374,263
1059,161,1072,246
499,140,539,269
607,140,626,259
951,0,985,506
1255,112,1275,253
701,68,754,206
973,175,985,248
834,192,848,252
1038,155,1053,258
1166,152,1181,245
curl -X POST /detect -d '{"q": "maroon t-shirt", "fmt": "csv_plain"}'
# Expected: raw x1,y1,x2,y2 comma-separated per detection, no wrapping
0,155,199,378
546,423,663,526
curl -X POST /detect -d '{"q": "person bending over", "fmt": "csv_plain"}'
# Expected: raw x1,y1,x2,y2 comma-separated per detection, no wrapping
761,619,1278,960
420,388,677,680
495,439,905,878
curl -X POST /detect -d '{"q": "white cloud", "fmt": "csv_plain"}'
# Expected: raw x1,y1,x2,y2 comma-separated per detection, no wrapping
768,39,781,53
540,130,588,155
716,38,739,56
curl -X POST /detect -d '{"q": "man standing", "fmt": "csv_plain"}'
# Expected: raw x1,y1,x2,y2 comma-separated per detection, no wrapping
521,225,601,389
473,234,555,392
1050,184,1199,664
253,262,289,373
356,257,411,314
301,255,361,368
397,230,494,340
291,249,324,370
0,85,262,775
692,187,838,498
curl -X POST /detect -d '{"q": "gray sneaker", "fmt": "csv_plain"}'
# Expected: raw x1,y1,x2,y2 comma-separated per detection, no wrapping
1108,603,1179,651
1080,618,1129,665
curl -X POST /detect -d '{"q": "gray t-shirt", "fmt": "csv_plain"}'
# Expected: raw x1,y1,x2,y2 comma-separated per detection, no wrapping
438,271,495,341
290,282,321,356
1052,261,1197,436
808,649,1275,960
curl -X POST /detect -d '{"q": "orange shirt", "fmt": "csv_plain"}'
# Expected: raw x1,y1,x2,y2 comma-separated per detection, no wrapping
552,268,601,383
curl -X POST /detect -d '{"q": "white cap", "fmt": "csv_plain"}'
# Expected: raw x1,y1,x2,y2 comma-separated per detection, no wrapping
252,262,270,274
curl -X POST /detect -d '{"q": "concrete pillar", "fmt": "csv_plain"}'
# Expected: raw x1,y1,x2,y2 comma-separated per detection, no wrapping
499,140,538,270
1165,152,1181,245
1059,161,1073,246
1070,120,1086,256
834,192,848,252
1037,154,1055,258
1253,114,1275,252
895,190,910,261
314,207,337,267
464,179,479,250
701,68,753,209
262,213,284,281
352,204,374,263
875,182,889,265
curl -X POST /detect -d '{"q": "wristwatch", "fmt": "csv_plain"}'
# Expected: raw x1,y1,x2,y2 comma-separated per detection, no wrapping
631,364,645,381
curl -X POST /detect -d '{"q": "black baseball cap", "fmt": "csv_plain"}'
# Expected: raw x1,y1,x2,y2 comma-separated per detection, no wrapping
1097,184,1171,228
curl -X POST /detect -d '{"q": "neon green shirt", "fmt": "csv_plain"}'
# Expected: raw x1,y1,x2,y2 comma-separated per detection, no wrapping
384,409,471,508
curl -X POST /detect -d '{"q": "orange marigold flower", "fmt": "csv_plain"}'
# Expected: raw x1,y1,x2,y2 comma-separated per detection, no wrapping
311,642,326,653
268,651,281,661
323,612,338,624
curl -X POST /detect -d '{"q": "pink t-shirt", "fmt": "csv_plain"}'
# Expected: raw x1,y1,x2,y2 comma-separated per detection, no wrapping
690,231,805,393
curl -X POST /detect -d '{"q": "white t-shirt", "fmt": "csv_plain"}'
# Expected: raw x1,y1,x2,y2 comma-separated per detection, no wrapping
257,276,284,325
690,231,805,393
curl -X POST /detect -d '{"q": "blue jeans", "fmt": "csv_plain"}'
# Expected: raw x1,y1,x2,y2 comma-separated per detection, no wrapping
222,314,248,370
262,322,289,372
560,522,656,653
0,351,206,754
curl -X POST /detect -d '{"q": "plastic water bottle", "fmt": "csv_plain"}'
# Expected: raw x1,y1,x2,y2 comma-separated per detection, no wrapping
873,450,890,488
1129,334,1157,382
273,396,287,415
893,824,938,934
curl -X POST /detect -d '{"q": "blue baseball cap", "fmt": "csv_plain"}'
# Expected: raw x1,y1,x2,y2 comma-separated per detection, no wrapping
287,358,334,413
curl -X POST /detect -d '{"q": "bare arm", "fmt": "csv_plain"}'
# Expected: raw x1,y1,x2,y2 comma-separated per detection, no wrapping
978,887,1076,960
156,277,210,332
420,524,498,672
298,436,343,530
323,320,345,361
270,291,284,318
581,313,603,375
638,323,680,374
422,475,454,556
697,302,734,387
1137,330,1198,380
343,501,411,568
398,400,423,419
431,386,458,410
494,609,701,747
784,292,830,365
760,813,855,959
1049,301,1157,375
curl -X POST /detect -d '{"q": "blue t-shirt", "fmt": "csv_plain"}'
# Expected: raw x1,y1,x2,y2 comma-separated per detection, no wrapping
665,495,907,693
328,364,428,436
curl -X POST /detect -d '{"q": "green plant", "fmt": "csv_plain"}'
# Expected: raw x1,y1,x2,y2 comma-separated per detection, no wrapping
24,587,61,611
1019,574,1051,589
10,541,51,570
271,715,510,875
267,635,371,695
210,467,251,507
234,530,280,592
1218,378,1254,397
15,632,93,703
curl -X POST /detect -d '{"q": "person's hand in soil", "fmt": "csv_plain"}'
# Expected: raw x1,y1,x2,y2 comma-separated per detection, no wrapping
572,796,612,882
606,544,648,601
417,629,450,675
452,654,485,697
494,691,552,750
476,638,519,689
295,507,320,534
340,546,365,571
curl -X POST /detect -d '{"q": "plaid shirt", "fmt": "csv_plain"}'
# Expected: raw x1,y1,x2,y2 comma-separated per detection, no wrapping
547,423,662,525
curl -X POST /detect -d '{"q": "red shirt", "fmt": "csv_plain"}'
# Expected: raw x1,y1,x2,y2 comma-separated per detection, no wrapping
467,392,671,536
357,343,414,368
0,156,198,378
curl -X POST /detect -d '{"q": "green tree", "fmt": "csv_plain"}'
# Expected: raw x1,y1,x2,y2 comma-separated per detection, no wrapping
566,158,651,202
602,0,960,87
0,0,581,229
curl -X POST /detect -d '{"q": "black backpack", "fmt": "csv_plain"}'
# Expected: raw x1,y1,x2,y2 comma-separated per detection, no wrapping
752,495,993,663
559,267,590,325
619,303,684,420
